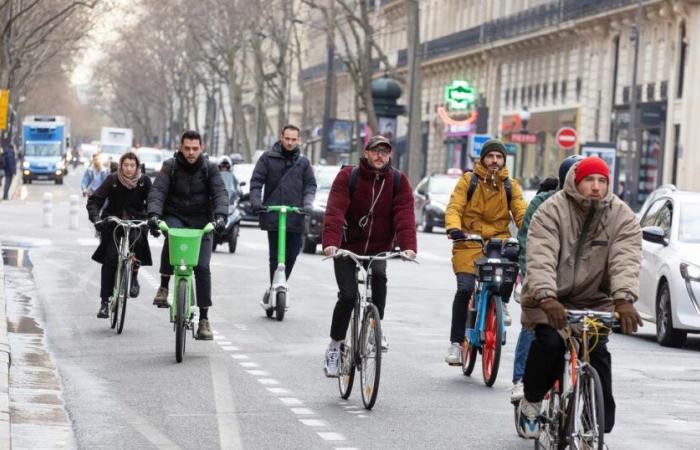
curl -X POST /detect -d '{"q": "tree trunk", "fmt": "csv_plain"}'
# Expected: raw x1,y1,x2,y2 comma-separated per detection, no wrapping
404,0,423,184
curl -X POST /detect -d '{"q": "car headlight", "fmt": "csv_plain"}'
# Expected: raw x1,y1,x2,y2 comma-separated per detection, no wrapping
680,262,700,281
22,161,30,169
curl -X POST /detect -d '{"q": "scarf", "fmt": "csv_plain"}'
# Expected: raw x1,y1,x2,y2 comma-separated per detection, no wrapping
117,167,142,190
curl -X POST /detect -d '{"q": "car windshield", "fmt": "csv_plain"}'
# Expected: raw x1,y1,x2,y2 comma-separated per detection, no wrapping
102,144,128,155
25,142,61,157
679,202,700,243
139,152,162,162
316,169,340,191
430,176,459,195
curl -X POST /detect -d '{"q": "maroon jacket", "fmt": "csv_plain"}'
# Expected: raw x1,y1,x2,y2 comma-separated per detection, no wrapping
322,159,417,255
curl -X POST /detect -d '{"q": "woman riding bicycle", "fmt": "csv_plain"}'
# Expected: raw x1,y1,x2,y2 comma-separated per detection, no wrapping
87,152,153,319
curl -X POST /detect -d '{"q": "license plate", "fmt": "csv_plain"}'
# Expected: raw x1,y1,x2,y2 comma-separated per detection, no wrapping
37,175,48,180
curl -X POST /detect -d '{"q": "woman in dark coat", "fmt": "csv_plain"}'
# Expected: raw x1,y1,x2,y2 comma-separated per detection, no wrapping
86,152,152,318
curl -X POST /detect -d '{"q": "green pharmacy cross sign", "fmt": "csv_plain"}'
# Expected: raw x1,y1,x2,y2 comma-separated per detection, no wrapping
445,80,476,110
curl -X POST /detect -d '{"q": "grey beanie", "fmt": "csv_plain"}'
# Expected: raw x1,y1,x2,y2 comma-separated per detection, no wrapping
480,139,507,164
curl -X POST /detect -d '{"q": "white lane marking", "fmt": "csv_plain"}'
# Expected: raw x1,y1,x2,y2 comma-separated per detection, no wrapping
358,415,369,419
221,345,240,352
299,419,327,427
212,330,220,335
2,236,52,247
246,370,269,376
317,432,346,441
213,334,226,340
209,358,244,450
20,185,28,200
258,378,280,385
342,405,359,410
239,362,259,368
279,397,303,406
217,341,232,345
234,324,248,331
346,410,363,415
290,408,315,415
266,387,291,395
230,354,249,360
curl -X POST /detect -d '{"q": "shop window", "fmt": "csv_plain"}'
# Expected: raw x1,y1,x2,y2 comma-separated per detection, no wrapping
575,78,582,101
552,81,558,101
660,80,668,100
561,80,567,101
622,86,630,104
646,83,655,102
677,22,687,99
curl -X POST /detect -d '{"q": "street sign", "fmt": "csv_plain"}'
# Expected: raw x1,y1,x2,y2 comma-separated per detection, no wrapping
470,133,492,158
556,127,578,149
510,133,536,144
445,80,476,111
0,90,8,130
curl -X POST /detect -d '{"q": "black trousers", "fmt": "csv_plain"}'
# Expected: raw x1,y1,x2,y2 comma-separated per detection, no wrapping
523,324,616,433
267,231,302,284
3,174,13,199
158,216,213,308
329,256,387,341
100,229,140,299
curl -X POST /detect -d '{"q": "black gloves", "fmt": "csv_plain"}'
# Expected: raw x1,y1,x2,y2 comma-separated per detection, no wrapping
448,229,466,241
302,203,314,214
148,214,161,238
540,298,567,330
214,215,226,234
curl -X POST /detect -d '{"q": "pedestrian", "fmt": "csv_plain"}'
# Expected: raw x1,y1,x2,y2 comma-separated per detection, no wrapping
249,124,317,304
516,156,643,438
86,152,153,318
2,144,17,200
147,130,228,340
443,139,527,365
81,153,109,197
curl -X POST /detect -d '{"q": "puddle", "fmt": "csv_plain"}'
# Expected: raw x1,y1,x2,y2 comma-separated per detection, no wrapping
2,247,33,269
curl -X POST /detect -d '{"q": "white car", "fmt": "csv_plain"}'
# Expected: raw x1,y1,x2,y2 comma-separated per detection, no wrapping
137,147,167,176
637,185,700,347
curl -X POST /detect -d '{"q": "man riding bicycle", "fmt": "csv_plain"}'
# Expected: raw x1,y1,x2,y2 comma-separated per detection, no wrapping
517,156,643,438
321,135,416,377
147,130,228,340
444,139,527,365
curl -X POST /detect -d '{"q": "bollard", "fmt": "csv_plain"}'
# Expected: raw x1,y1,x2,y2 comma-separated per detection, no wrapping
69,194,80,230
43,192,53,228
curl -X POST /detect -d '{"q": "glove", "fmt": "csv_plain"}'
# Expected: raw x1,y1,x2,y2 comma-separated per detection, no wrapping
540,298,567,330
448,229,466,241
252,202,266,214
615,301,642,335
302,203,314,214
324,246,338,257
148,215,161,238
400,249,416,261
214,215,226,234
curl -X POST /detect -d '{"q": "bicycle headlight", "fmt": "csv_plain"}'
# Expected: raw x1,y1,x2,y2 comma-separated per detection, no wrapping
495,267,503,282
680,262,700,282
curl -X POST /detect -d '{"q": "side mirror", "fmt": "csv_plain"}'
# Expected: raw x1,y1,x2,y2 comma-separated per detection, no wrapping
417,187,427,196
239,181,247,187
642,226,667,246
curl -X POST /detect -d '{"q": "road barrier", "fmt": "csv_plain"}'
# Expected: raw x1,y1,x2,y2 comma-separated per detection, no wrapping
42,192,53,228
69,194,79,230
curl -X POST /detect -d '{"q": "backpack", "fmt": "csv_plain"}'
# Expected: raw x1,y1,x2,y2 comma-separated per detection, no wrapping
465,170,512,206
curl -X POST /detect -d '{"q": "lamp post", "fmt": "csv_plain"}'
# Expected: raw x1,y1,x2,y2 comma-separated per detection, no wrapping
518,106,531,180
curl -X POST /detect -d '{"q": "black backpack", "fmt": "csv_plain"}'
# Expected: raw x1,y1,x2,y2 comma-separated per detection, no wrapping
465,170,512,206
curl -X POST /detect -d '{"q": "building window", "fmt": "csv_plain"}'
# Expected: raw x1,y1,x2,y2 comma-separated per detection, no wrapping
622,86,630,104
677,22,687,99
646,83,655,102
660,80,668,100
552,81,558,101
505,88,510,106
527,85,533,103
561,80,567,101
521,86,526,104
672,124,681,184
513,88,518,106
635,85,642,102
535,84,541,104
575,77,582,101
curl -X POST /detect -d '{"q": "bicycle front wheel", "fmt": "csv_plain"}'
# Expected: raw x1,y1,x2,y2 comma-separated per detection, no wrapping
482,295,503,387
338,309,357,399
360,304,382,410
534,385,562,448
175,279,188,363
110,264,122,329
568,364,605,450
116,262,130,334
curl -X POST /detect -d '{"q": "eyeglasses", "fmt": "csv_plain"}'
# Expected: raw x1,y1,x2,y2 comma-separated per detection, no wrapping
366,147,391,155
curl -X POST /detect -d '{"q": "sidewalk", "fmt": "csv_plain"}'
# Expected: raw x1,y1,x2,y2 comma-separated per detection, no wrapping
0,255,12,449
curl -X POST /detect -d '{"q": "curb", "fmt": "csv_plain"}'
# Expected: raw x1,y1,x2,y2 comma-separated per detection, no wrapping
0,253,11,448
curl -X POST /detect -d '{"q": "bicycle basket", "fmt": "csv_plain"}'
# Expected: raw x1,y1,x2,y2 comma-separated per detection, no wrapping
475,258,518,284
167,228,204,267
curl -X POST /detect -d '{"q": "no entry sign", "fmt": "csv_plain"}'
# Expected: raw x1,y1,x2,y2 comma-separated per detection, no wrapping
556,127,578,149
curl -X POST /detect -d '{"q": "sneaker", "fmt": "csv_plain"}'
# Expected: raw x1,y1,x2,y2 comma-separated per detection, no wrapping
129,276,140,298
196,319,213,340
511,380,524,404
445,342,461,365
503,303,512,326
153,287,169,308
517,398,541,439
324,346,340,378
381,334,388,352
97,301,109,319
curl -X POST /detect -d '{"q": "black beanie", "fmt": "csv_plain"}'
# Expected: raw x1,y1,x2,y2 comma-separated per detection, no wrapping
480,139,507,164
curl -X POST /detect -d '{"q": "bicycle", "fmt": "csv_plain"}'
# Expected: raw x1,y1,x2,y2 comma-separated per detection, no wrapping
158,220,214,363
95,216,148,334
456,235,519,387
325,250,410,410
529,309,617,450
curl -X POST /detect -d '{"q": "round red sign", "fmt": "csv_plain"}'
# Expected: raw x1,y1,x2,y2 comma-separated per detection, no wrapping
556,127,578,149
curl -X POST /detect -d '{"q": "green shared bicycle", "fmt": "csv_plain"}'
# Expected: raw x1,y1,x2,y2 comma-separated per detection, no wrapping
158,220,214,363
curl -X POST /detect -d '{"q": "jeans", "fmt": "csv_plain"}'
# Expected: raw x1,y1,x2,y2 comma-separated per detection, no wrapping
158,216,213,308
329,256,387,341
267,231,302,283
450,273,476,343
523,324,616,433
512,326,535,383
3,174,13,199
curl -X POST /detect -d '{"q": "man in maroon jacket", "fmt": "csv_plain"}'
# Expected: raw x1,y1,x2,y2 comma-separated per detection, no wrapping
321,135,417,377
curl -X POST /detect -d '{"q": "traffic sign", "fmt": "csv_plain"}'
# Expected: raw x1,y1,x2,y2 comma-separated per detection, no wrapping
470,134,492,158
0,90,8,130
510,133,536,144
556,127,578,149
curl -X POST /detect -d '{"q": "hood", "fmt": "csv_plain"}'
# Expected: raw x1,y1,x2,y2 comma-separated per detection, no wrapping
474,161,509,185
562,160,614,213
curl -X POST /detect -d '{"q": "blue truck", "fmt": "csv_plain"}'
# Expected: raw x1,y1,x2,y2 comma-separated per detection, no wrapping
21,115,71,184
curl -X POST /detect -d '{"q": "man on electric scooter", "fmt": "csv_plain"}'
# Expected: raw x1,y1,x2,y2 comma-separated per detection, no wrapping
321,135,417,377
147,130,229,340
250,124,317,305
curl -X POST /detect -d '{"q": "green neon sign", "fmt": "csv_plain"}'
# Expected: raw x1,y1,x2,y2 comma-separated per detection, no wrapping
445,80,476,110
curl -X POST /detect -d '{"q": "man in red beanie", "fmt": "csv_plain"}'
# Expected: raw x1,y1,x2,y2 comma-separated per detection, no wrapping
516,156,643,440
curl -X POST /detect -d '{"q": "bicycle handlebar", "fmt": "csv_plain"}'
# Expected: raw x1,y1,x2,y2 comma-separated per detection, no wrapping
566,309,618,325
323,249,418,265
96,216,149,228
264,205,304,214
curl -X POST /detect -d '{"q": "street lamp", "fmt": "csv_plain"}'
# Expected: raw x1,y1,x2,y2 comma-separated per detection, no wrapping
518,106,530,180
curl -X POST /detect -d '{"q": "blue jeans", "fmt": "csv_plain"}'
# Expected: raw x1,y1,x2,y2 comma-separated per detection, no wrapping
512,326,535,383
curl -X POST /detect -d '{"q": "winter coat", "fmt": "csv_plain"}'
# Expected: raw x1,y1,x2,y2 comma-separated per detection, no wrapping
86,173,153,266
444,162,527,274
147,152,229,229
517,189,556,274
322,158,417,255
2,148,16,176
249,142,317,233
520,162,642,327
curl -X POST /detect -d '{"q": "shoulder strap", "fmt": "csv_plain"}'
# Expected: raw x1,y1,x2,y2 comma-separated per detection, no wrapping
466,172,478,203
348,167,360,198
504,177,512,206
392,168,401,197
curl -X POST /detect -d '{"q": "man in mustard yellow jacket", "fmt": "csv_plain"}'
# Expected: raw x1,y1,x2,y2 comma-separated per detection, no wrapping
444,139,527,365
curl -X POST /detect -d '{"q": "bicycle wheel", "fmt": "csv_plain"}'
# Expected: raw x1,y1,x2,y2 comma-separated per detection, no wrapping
275,291,286,322
482,295,503,387
533,386,562,448
175,279,188,363
568,364,605,450
116,263,130,334
338,310,357,399
360,304,382,410
110,264,122,329
461,337,477,376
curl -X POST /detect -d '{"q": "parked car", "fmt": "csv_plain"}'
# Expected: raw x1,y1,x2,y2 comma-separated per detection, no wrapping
302,165,342,254
232,163,257,223
212,170,242,253
637,185,700,347
413,171,462,233
137,147,167,176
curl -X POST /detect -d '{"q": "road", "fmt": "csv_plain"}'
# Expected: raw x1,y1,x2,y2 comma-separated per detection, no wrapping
1,169,699,449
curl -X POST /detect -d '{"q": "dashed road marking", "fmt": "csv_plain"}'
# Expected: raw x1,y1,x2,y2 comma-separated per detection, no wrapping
290,408,315,415
317,432,346,441
299,419,327,427
217,341,232,345
230,354,249,360
279,397,303,406
239,362,259,368
266,387,291,395
246,370,269,376
221,345,240,352
257,378,280,385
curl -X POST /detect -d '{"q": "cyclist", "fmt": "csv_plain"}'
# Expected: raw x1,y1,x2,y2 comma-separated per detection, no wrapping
443,139,527,365
250,124,317,302
86,152,153,318
81,153,109,197
517,156,643,438
147,130,228,340
510,155,582,403
321,135,416,377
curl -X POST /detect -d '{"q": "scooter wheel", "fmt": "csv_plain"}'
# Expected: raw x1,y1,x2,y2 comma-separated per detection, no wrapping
275,292,286,322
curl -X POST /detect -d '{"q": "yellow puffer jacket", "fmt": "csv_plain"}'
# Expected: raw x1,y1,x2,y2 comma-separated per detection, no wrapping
444,162,527,274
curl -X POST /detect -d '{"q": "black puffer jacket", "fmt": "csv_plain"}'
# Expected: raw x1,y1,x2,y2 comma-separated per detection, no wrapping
250,142,317,233
148,152,228,228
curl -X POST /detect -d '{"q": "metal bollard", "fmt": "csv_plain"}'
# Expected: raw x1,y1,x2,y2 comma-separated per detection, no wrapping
69,194,79,230
43,192,53,228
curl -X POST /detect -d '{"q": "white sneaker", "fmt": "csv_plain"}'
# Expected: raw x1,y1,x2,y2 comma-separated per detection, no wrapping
381,334,388,352
511,380,524,404
324,346,340,378
517,398,541,439
503,303,512,326
444,342,461,365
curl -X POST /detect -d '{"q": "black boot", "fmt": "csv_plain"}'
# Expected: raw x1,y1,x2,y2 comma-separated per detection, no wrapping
97,300,109,319
130,273,140,298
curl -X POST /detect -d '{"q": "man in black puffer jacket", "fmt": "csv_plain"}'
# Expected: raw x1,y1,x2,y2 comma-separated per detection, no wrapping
250,124,317,301
147,130,228,340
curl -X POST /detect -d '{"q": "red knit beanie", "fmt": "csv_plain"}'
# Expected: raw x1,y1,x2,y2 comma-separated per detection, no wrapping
574,157,610,185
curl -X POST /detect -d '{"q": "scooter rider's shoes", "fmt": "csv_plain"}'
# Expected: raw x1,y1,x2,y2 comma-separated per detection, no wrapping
97,301,109,319
324,346,340,378
197,319,214,340
129,276,140,298
153,287,169,308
